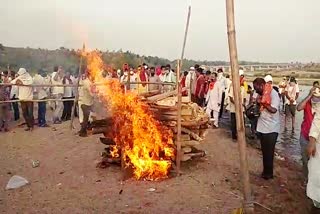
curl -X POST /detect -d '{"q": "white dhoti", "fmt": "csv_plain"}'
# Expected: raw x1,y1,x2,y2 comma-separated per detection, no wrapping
206,81,222,128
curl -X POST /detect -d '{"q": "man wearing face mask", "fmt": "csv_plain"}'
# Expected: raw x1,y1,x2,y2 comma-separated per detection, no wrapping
217,68,227,119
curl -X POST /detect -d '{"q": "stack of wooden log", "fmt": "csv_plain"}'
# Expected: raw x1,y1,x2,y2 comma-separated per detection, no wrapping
145,91,209,162
93,89,209,168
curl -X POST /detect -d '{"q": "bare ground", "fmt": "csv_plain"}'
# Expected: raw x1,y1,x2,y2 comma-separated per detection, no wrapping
0,122,311,214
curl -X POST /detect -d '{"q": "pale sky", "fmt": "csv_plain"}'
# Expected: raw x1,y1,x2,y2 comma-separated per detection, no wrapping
1,0,319,63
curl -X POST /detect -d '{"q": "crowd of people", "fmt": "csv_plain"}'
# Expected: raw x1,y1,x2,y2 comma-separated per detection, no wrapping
0,63,320,208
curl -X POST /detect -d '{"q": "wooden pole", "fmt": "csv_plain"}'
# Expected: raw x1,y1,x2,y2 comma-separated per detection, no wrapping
176,59,182,175
225,0,254,212
70,43,85,130
180,6,191,64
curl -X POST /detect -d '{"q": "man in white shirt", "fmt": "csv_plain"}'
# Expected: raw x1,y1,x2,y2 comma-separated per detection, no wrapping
285,77,299,132
78,72,94,137
228,77,247,140
61,72,74,121
186,67,196,101
33,71,49,127
11,68,34,131
253,77,280,180
51,66,64,124
217,68,227,119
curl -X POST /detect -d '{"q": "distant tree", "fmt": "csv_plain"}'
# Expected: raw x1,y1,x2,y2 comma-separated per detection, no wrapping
0,44,4,50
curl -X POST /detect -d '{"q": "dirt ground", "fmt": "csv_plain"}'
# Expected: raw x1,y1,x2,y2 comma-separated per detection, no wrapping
0,121,312,214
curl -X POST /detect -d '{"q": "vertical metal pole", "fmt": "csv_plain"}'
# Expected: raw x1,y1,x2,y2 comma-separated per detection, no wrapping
225,0,254,212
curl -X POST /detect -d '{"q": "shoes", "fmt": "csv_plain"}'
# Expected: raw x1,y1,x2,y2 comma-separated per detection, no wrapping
24,127,33,132
53,120,62,124
39,124,50,128
4,128,9,132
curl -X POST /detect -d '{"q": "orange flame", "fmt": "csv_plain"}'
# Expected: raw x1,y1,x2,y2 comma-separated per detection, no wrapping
85,51,175,180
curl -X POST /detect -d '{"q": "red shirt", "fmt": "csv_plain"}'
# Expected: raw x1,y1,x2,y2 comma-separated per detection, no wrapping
301,100,314,140
195,75,205,98
180,76,187,96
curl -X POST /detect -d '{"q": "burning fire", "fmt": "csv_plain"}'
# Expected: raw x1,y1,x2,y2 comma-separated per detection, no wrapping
85,51,175,180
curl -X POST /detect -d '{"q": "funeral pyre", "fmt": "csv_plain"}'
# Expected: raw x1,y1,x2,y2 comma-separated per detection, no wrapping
84,51,209,181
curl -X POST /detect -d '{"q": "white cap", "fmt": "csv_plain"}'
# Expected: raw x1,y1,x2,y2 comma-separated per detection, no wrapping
18,68,27,76
264,75,273,83
239,69,244,76
190,67,195,71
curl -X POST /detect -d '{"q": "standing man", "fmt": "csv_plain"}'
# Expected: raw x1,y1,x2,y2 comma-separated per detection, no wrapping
297,81,319,178
195,68,205,106
285,77,299,132
278,77,287,111
228,70,247,141
148,67,161,92
9,71,19,121
33,71,49,127
78,71,94,137
253,78,280,180
217,68,227,119
0,72,10,131
11,68,34,131
205,72,222,128
61,72,73,121
186,67,196,101
51,66,64,124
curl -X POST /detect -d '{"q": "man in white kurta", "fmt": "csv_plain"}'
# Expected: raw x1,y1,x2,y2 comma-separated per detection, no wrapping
205,74,222,128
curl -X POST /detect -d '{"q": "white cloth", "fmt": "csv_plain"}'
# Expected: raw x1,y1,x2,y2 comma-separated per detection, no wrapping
285,83,299,105
63,79,73,97
227,85,246,113
79,78,94,106
278,80,287,94
256,89,281,134
309,102,320,140
186,71,196,94
206,108,219,127
71,76,78,96
33,74,48,99
217,74,227,92
11,68,33,101
51,72,64,95
148,76,161,91
206,81,222,112
307,109,320,204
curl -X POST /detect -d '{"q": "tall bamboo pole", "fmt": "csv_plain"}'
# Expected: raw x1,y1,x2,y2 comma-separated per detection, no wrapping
176,59,182,174
225,0,254,212
180,6,191,65
70,43,85,130
175,5,191,174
